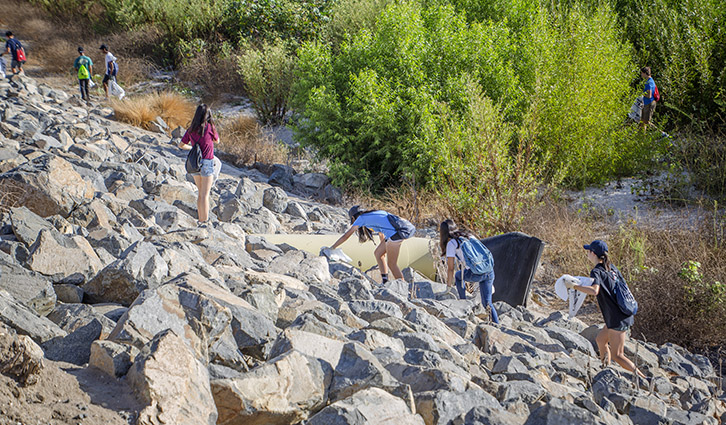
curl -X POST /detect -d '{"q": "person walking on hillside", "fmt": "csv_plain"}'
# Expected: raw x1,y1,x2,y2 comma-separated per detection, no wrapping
564,240,646,379
439,219,498,323
74,46,93,102
640,67,657,129
178,104,222,227
99,44,117,99
2,31,26,76
326,206,415,285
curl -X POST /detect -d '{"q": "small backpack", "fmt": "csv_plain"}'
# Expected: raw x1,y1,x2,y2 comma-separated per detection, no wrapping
605,266,638,316
77,64,90,80
653,84,661,103
457,237,494,275
386,213,416,239
107,60,118,76
10,39,25,62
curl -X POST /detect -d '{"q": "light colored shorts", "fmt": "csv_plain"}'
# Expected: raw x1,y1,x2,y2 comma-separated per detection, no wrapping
191,157,221,180
641,101,656,123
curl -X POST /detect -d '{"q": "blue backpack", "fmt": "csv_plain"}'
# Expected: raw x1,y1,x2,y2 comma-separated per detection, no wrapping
607,266,638,316
457,237,494,275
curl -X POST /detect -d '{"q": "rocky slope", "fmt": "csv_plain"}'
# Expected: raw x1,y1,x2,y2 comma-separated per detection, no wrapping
0,75,724,425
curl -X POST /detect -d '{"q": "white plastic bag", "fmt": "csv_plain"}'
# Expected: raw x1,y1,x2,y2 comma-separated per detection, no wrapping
109,79,125,100
320,247,353,263
88,79,96,88
555,274,594,318
0,57,6,79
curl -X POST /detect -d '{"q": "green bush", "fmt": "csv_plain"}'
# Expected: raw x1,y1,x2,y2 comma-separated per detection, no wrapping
293,1,521,190
224,0,335,42
421,80,541,232
238,39,297,125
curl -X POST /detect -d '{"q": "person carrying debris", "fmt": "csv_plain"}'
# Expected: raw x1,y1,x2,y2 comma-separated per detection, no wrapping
99,44,117,99
177,104,222,227
73,46,93,102
439,219,498,324
564,240,646,379
639,66,658,129
2,31,26,76
325,206,416,284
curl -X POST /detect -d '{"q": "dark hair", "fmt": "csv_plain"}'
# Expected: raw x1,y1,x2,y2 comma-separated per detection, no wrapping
439,219,471,254
350,208,378,243
640,66,651,76
78,46,84,53
189,104,214,136
5,31,13,37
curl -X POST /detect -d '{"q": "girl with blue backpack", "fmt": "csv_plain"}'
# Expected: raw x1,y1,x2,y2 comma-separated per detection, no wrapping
327,206,415,284
564,240,645,378
439,219,498,324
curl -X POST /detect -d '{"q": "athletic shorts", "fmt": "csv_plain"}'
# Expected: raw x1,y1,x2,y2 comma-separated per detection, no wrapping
103,74,112,84
641,102,656,123
11,59,24,69
610,324,631,332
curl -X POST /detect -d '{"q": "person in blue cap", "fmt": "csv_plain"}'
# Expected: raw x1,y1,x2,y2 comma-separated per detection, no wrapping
564,240,646,378
326,206,415,284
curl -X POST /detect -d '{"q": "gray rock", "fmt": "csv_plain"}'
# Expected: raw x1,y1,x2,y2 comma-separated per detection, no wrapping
263,187,289,213
285,201,308,219
268,250,331,285
211,350,333,425
0,290,66,344
89,340,139,377
384,362,469,393
235,177,263,210
416,387,501,425
236,284,279,322
592,369,634,414
268,165,295,191
497,380,547,405
53,283,84,304
41,319,104,365
666,408,717,425
128,329,218,425
658,345,705,378
543,326,596,356
452,405,526,425
82,241,169,305
329,342,399,402
269,328,346,370
26,229,103,281
293,173,330,191
307,387,424,425
217,197,250,222
349,300,403,322
0,251,56,316
9,206,54,246
338,277,374,301
525,397,618,425
46,303,116,336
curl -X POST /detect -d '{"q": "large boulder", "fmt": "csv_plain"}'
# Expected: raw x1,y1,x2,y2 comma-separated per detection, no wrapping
267,250,331,285
263,187,288,213
269,328,346,369
212,350,333,425
41,319,104,365
9,206,54,246
82,241,169,305
0,251,55,316
0,154,94,217
89,340,139,378
329,342,400,402
416,387,501,425
0,323,45,385
25,229,103,281
307,387,425,425
128,329,218,425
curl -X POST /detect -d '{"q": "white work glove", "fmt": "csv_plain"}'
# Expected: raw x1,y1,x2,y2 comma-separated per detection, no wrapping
319,246,330,257
562,275,579,290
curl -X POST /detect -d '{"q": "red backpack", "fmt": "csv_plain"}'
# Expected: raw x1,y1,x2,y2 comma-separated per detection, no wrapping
653,83,661,103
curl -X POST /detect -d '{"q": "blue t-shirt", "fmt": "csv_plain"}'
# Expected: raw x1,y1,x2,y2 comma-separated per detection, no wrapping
643,77,655,105
353,211,397,238
5,39,22,61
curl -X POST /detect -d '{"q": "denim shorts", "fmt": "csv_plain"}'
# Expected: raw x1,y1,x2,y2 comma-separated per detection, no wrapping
191,157,221,179
610,324,631,332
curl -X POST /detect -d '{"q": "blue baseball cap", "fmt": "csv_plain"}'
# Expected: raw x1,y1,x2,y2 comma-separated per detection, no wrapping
584,240,608,257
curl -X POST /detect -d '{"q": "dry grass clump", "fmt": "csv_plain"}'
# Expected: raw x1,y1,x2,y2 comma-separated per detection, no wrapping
216,115,288,166
0,180,26,213
177,48,245,104
111,91,195,132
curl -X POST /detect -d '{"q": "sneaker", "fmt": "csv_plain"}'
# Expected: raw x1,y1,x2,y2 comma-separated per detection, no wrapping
197,220,210,228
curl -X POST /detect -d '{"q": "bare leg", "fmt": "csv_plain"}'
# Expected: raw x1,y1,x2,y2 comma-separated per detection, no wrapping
608,329,647,378
385,240,403,280
596,327,611,366
374,240,388,276
194,175,214,222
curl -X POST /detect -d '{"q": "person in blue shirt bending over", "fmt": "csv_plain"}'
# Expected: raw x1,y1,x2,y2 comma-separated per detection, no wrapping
327,206,415,284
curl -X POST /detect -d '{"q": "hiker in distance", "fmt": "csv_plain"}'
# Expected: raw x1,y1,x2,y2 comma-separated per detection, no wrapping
564,240,646,379
73,47,93,102
177,104,222,227
440,219,498,324
640,66,658,130
2,31,26,76
99,44,117,99
326,207,416,284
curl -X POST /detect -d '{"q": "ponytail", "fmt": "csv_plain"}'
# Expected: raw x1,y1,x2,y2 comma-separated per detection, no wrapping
600,253,611,272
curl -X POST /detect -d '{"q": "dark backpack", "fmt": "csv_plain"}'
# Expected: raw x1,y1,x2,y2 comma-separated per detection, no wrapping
386,213,416,239
456,237,494,275
604,266,638,316
107,60,118,76
185,140,203,174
